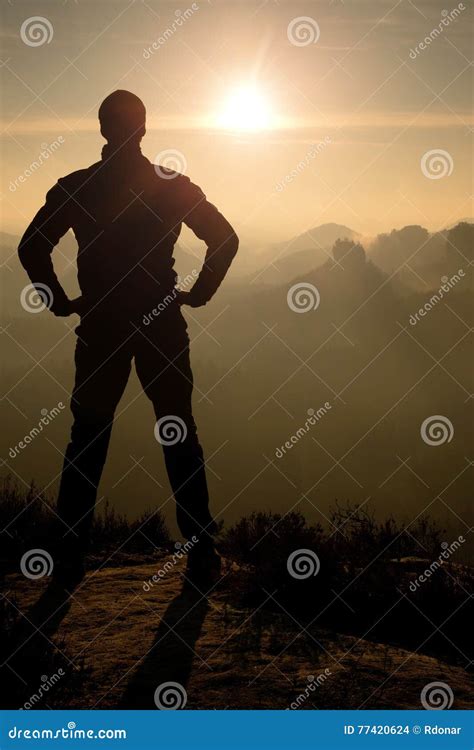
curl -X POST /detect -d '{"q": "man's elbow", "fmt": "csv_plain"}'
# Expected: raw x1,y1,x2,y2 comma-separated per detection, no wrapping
18,225,46,273
18,232,31,271
225,227,239,260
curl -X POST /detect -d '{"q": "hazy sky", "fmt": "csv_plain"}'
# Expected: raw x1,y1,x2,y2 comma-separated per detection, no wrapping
1,0,472,241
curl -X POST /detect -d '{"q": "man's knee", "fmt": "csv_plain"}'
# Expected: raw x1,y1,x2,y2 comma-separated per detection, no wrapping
69,411,114,448
153,412,199,449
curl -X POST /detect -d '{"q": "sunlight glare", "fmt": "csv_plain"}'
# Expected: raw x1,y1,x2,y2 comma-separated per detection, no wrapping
216,85,273,131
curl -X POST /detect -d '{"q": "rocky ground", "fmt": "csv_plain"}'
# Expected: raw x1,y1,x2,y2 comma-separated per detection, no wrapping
3,555,473,710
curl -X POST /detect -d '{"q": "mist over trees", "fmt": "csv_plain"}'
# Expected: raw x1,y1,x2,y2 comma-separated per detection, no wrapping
1,221,472,539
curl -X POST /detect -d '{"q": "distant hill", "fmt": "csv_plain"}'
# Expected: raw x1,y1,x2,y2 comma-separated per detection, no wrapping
281,222,359,251
445,218,474,230
246,221,472,291
250,223,359,284
272,222,358,258
367,222,473,290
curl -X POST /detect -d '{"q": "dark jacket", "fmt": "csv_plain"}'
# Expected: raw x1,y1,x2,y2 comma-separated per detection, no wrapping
18,145,239,319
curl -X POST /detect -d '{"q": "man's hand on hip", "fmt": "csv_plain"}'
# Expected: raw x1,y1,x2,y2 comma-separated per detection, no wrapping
176,290,204,308
64,296,85,317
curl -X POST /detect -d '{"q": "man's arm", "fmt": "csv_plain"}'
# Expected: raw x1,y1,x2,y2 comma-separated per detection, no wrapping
177,176,239,307
18,180,74,316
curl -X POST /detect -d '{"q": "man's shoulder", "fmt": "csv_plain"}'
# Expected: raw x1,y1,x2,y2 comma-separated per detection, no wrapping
55,162,103,193
150,164,188,183
150,165,205,201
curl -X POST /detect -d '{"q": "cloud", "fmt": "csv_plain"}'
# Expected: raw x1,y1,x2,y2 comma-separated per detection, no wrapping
2,108,472,136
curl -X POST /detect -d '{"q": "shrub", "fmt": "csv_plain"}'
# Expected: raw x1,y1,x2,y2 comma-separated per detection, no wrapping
221,503,472,665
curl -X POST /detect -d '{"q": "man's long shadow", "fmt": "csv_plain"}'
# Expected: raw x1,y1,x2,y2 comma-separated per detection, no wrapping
3,581,73,707
119,581,209,709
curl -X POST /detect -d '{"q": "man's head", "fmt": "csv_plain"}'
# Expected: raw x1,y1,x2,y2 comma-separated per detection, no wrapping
98,90,146,145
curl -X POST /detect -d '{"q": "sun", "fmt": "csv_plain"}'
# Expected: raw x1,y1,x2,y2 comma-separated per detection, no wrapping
216,85,273,131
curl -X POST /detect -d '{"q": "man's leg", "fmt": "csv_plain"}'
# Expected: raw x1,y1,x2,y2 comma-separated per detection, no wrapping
134,311,216,544
55,329,132,563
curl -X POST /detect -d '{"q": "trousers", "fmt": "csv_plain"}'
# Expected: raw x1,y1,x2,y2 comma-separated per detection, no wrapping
56,305,213,551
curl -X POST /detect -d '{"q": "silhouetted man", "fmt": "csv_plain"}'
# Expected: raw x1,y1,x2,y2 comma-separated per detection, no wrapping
19,90,238,585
